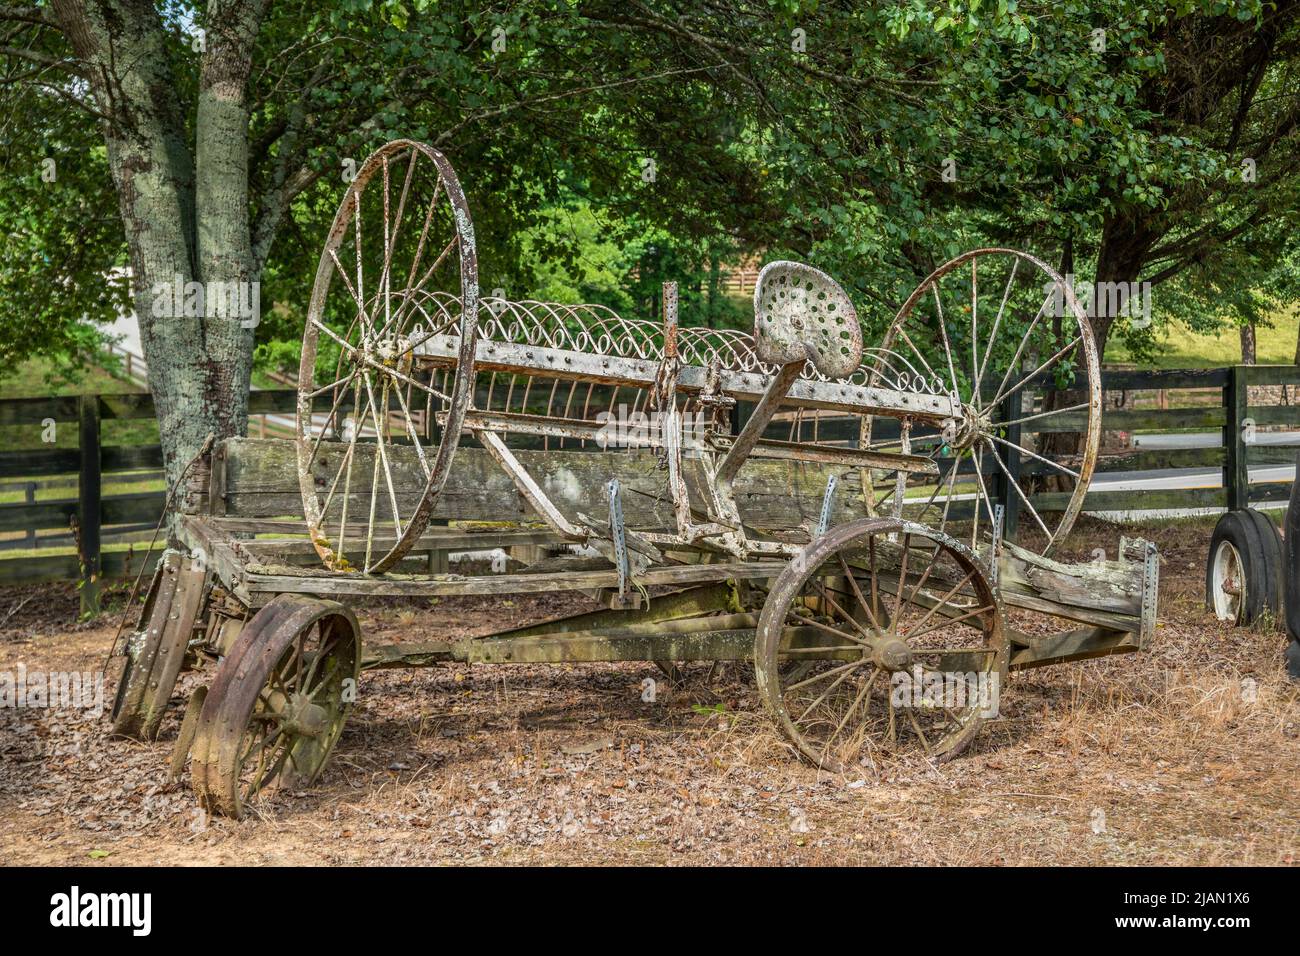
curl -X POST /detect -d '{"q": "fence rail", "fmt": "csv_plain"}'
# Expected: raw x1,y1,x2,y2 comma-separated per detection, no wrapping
2,366,1298,605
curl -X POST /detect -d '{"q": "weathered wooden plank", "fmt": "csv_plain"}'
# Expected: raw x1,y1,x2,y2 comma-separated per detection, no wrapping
0,395,81,426
0,491,166,533
78,396,102,614
219,438,875,529
0,444,163,480
1031,406,1227,433
103,444,166,472
977,366,1228,399
1030,486,1227,512
0,447,81,478
240,558,781,603
1244,404,1300,427
1244,365,1300,387
1081,446,1225,474
0,545,163,586
1099,367,1229,390
1009,626,1140,669
1245,445,1300,465
1248,481,1293,503
235,528,567,565
998,541,1142,617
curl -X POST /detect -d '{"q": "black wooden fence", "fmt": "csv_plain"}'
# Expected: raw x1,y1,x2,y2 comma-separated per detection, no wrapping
3,366,1299,607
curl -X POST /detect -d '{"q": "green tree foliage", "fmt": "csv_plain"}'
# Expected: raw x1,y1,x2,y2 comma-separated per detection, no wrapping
2,0,1299,471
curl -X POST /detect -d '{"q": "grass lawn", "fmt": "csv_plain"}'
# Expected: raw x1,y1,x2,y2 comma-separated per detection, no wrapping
1104,308,1300,368
0,356,157,451
0,354,141,399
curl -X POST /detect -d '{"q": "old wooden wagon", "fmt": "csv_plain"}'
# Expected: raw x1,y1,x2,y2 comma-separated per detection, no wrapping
109,141,1160,817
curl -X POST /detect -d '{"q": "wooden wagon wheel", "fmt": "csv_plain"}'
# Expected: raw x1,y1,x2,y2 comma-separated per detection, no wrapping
756,518,1006,772
190,596,360,818
864,249,1101,558
297,139,479,573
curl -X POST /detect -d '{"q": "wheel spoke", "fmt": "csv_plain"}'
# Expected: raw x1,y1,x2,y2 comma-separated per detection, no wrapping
812,579,875,641
365,354,451,402
310,315,363,359
392,234,460,331
975,255,1019,396
985,431,1079,480
906,708,934,757
794,662,862,723
359,368,405,546
837,552,883,633
995,401,1089,429
789,610,871,648
786,658,865,693
821,668,880,761
376,150,418,338
902,542,944,614
904,604,996,643
893,532,911,632
930,283,961,397
382,369,431,476
983,438,1053,542
902,569,977,643
988,333,1083,411
893,328,945,393
403,171,444,296
987,289,1054,412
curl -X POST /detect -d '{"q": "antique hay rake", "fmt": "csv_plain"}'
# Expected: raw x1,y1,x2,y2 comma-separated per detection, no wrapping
110,141,1159,817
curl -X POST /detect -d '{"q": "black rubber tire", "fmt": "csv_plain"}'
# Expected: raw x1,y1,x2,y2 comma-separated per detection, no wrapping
1244,508,1283,620
1286,640,1300,681
1205,509,1277,626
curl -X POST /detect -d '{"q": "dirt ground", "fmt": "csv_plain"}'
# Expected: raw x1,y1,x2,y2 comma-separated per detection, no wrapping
2,516,1298,866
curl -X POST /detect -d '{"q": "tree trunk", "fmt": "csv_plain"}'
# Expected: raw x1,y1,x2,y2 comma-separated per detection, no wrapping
1034,220,1150,493
707,253,721,328
51,0,264,492
1240,322,1257,364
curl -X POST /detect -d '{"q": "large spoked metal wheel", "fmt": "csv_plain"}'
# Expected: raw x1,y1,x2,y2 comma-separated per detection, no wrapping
864,249,1101,558
297,139,479,573
191,596,360,818
756,518,1007,773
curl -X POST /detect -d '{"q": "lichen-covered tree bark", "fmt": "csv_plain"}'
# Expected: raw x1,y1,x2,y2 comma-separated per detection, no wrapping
49,0,264,487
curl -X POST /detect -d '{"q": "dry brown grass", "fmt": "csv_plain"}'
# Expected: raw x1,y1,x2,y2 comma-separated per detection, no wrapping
1,514,1297,865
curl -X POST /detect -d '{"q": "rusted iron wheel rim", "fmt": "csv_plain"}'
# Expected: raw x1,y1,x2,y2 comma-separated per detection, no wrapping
191,596,360,818
863,248,1101,558
756,518,1006,773
297,139,479,574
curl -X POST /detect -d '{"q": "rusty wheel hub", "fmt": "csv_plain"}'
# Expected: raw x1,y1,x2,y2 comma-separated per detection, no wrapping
279,692,329,738
871,636,913,672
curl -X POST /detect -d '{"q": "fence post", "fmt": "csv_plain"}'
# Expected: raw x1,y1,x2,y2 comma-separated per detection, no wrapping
24,482,36,549
997,374,1023,541
1224,365,1248,511
78,395,102,616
